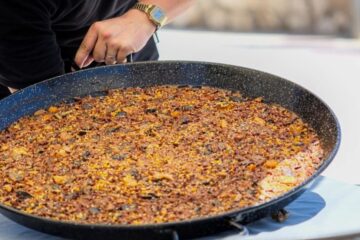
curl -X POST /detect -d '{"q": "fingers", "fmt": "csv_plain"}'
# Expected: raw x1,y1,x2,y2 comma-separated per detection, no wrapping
116,44,132,63
92,38,107,63
105,43,118,65
8,87,18,93
100,40,132,65
82,55,94,68
74,23,99,68
75,19,139,68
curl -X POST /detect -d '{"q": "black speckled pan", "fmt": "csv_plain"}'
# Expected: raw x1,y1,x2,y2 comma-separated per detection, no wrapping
0,61,340,240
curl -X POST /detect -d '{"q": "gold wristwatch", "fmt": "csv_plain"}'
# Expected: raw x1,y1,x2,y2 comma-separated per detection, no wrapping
132,2,167,30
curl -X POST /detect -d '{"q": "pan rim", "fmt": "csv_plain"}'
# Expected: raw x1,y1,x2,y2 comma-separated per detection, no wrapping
0,60,341,230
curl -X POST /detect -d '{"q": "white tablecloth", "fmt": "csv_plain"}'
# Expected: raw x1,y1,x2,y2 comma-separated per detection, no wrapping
1,176,359,240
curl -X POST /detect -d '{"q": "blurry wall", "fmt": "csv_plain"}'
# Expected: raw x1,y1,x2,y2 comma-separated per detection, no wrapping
171,0,352,36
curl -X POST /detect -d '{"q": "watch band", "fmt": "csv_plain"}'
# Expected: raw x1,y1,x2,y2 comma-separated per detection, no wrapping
132,2,167,29
133,3,153,12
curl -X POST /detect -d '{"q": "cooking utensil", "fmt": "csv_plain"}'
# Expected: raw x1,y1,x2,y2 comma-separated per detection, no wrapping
0,61,340,240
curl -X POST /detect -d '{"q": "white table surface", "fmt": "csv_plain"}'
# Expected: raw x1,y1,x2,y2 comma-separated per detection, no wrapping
158,29,360,185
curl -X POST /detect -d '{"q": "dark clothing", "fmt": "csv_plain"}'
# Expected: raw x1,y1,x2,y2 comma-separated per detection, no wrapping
0,85,10,100
0,0,159,89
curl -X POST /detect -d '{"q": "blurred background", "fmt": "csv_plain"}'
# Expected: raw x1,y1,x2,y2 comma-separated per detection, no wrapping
170,0,360,38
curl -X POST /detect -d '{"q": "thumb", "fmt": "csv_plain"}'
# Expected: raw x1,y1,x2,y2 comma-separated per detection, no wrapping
75,24,98,68
82,55,94,68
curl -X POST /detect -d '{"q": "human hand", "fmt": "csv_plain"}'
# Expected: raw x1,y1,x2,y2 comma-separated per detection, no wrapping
74,9,156,68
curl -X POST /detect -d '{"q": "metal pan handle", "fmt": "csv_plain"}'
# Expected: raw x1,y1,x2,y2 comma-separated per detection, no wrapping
156,229,179,240
228,220,249,236
126,53,133,63
70,53,133,72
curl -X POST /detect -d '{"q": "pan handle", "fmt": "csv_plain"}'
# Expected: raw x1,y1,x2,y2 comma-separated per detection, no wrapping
123,31,159,63
70,53,133,72
228,220,249,236
126,53,133,63
156,229,179,240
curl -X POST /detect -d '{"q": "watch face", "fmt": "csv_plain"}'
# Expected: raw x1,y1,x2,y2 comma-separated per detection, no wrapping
150,7,167,26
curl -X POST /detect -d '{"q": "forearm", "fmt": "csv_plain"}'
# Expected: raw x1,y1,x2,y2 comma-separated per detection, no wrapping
139,0,194,23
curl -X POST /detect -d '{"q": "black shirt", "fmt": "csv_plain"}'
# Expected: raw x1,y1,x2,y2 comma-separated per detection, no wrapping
0,0,159,89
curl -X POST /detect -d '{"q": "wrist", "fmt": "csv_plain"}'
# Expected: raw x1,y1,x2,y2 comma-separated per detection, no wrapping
131,2,167,30
125,9,157,34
